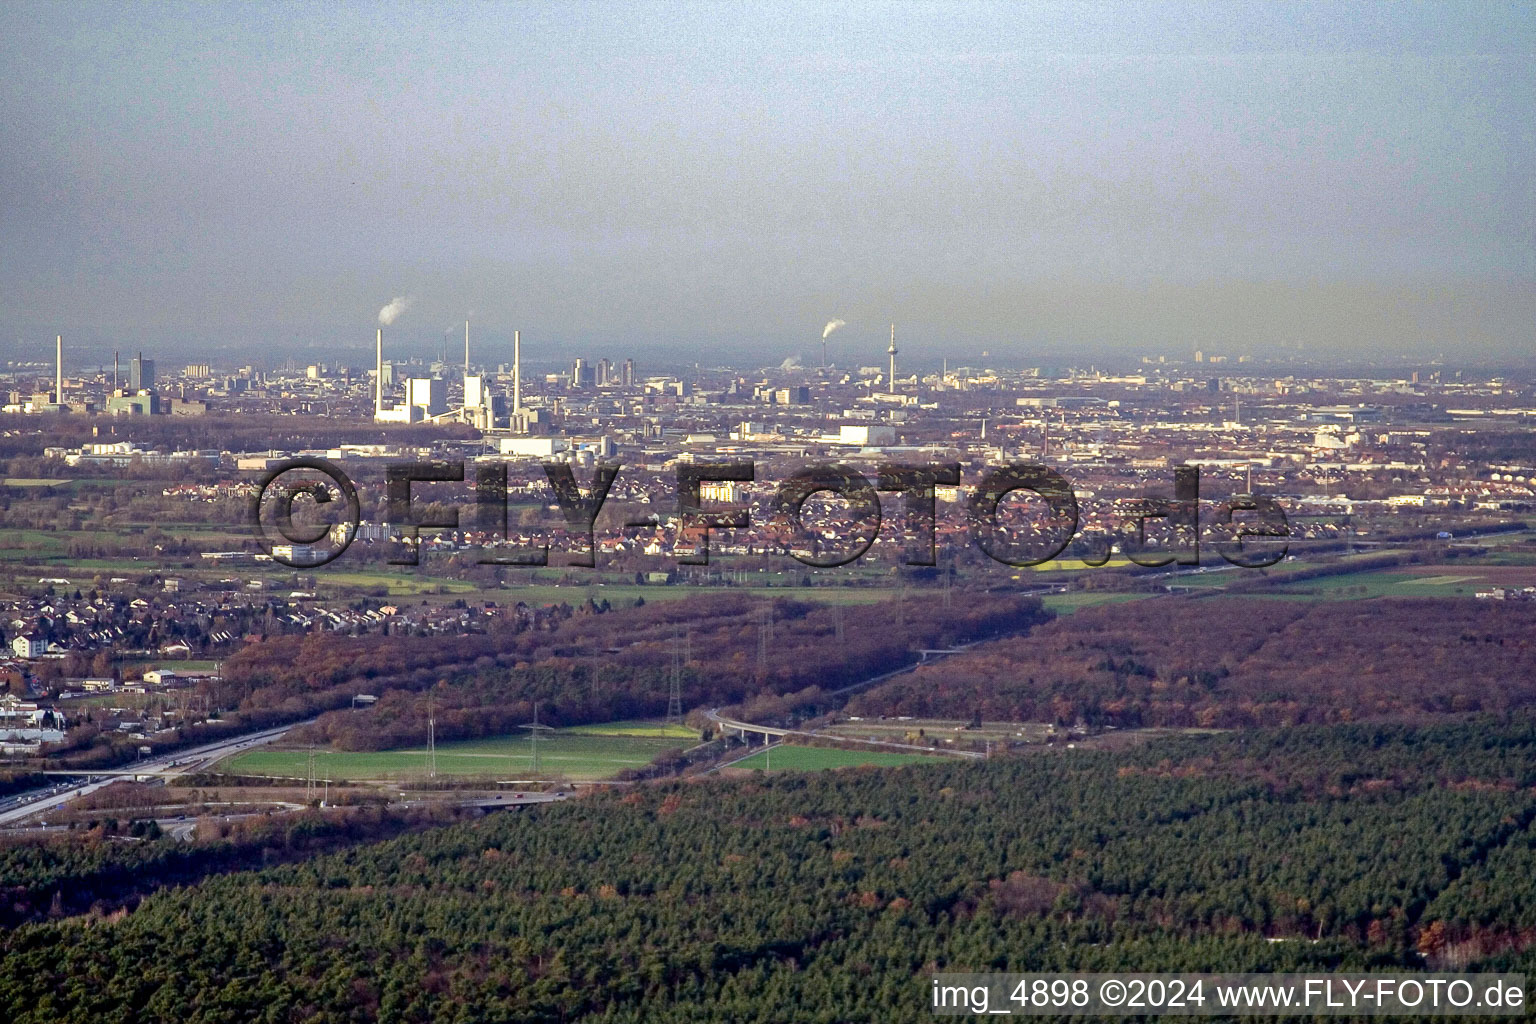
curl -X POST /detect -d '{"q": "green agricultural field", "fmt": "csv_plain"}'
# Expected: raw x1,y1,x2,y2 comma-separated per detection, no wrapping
308,577,904,608
1260,567,1489,600
315,570,482,596
1025,558,1133,572
730,744,944,773
477,583,899,607
218,730,686,782
457,583,676,606
561,719,699,739
827,718,1055,744
1481,550,1536,566
0,530,70,560
67,693,157,710
1040,591,1152,614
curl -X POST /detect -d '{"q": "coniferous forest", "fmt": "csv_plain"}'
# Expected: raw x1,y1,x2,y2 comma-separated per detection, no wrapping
7,715,1536,1022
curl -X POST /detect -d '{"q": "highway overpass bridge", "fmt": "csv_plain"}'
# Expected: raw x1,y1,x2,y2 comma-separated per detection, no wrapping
706,710,983,760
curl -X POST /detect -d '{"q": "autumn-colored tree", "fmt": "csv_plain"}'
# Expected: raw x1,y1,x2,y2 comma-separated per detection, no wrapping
1417,920,1448,960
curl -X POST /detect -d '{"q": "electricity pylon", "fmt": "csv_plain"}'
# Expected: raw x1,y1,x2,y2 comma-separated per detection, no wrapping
426,693,437,779
667,629,684,725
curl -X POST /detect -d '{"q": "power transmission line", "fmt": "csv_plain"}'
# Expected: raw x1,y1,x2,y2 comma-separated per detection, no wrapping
426,693,437,779
667,629,685,725
757,602,774,679
521,700,554,778
531,700,540,775
833,603,847,667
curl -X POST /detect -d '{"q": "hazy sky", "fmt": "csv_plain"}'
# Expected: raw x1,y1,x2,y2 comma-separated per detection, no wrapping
2,2,1532,365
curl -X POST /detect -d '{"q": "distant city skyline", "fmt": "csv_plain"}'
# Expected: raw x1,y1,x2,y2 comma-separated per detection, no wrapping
2,2,1532,359
5,322,1536,377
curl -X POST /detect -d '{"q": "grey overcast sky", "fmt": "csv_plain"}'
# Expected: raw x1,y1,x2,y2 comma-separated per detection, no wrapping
1,1,1533,365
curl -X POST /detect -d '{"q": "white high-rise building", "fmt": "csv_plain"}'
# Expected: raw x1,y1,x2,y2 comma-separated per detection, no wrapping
406,378,447,417
464,375,487,409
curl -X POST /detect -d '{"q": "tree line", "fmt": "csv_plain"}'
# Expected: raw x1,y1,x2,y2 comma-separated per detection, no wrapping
849,596,1536,728
275,592,1046,751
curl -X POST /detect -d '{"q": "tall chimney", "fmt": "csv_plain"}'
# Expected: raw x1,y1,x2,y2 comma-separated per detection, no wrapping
464,319,470,371
55,335,63,406
113,350,119,393
375,328,383,415
513,329,522,416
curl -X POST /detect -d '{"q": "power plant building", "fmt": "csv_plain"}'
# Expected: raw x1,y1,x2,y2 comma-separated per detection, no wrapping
130,354,155,392
405,377,447,417
464,375,487,410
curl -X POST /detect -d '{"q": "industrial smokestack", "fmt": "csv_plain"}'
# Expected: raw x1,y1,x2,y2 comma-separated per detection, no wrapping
375,328,384,415
464,319,470,372
113,351,119,393
55,335,63,406
821,319,845,369
513,330,522,416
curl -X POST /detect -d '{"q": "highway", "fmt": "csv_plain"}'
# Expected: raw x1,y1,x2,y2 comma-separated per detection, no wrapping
703,638,992,766
0,636,999,827
0,721,307,828
1,791,570,841
706,708,985,762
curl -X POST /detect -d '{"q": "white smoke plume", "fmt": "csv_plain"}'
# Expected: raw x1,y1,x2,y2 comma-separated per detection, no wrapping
780,355,803,370
822,319,846,340
378,296,413,326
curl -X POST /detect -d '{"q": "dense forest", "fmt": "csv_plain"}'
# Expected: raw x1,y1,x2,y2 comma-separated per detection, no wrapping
6,716,1536,1021
849,596,1536,728
235,592,1046,750
0,804,476,928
